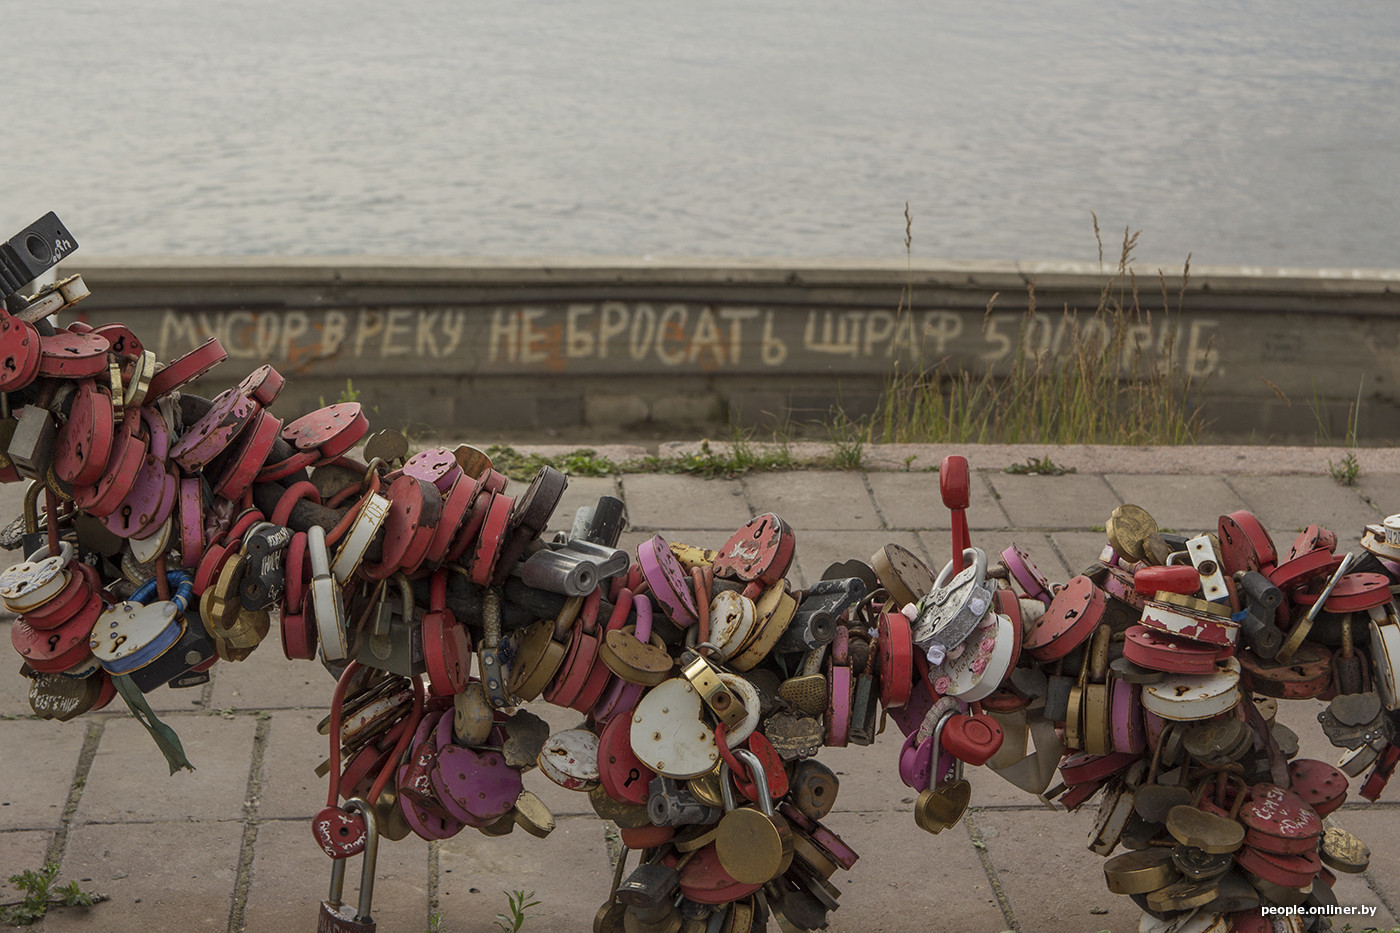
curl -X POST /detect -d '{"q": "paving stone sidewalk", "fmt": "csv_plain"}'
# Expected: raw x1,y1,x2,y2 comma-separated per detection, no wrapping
1,445,1398,933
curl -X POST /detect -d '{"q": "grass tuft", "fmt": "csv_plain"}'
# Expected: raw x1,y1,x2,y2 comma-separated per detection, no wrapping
1004,456,1077,476
862,216,1203,447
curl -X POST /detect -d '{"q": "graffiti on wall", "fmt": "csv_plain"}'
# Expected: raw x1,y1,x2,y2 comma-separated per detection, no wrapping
149,302,1220,378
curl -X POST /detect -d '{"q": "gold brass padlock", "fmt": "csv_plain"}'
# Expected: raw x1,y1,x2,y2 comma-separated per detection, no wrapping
714,748,792,885
681,651,746,729
914,709,971,834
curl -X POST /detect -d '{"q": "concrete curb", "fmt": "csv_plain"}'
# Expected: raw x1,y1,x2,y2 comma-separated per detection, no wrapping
497,441,1400,475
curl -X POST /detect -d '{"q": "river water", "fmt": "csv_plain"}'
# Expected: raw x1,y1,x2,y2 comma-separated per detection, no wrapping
2,1,1397,268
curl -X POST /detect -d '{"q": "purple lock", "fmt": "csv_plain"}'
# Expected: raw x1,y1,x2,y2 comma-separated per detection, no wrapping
170,388,258,472
401,447,463,493
430,745,521,827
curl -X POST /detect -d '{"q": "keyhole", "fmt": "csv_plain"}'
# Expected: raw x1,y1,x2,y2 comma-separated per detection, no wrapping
47,634,60,651
3,358,14,373
624,768,641,787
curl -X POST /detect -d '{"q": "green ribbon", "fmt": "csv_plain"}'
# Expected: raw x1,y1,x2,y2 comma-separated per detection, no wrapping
112,674,196,775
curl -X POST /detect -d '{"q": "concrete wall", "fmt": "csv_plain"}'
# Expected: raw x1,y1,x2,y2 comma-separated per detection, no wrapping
55,257,1400,443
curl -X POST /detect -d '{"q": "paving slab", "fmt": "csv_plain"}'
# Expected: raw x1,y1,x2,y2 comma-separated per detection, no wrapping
1048,531,1112,577
1227,475,1381,551
985,472,1121,529
827,809,1008,933
77,714,258,824
975,806,1142,933
206,642,338,711
0,720,88,830
868,469,1008,530
438,814,612,932
1102,473,1250,537
255,710,327,821
1355,472,1400,520
619,474,751,531
43,820,242,932
0,830,53,904
744,471,882,531
1333,808,1400,921
243,818,430,933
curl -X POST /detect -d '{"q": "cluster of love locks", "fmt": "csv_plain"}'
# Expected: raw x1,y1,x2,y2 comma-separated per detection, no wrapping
0,215,1396,933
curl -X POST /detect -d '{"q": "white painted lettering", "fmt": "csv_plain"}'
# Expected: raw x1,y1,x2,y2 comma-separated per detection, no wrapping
566,304,596,358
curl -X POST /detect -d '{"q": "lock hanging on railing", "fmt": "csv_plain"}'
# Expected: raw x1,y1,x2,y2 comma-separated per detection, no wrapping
318,796,381,933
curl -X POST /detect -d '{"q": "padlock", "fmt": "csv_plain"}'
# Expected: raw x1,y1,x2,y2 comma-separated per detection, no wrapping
715,748,791,885
355,574,425,678
238,523,291,611
1165,774,1247,854
680,649,747,730
788,759,838,821
9,405,56,480
616,852,682,910
776,578,864,654
309,524,349,662
648,775,722,827
912,708,971,834
940,710,1005,766
1235,570,1285,659
520,546,603,596
582,495,627,547
846,638,879,746
1317,691,1393,750
126,575,219,693
318,797,381,933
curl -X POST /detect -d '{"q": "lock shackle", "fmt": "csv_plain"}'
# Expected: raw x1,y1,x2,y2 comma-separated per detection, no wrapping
129,570,195,613
390,572,416,619
691,567,711,649
23,480,42,534
934,547,989,590
930,708,964,787
331,796,380,920
23,539,74,569
324,661,364,807
720,748,775,816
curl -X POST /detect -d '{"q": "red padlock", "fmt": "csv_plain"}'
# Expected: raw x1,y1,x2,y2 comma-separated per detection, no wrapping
940,712,1004,766
1133,565,1202,597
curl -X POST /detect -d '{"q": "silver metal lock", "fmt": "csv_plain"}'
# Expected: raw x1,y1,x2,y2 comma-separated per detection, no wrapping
647,775,721,827
517,539,627,597
912,548,991,652
9,405,57,480
355,574,425,678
